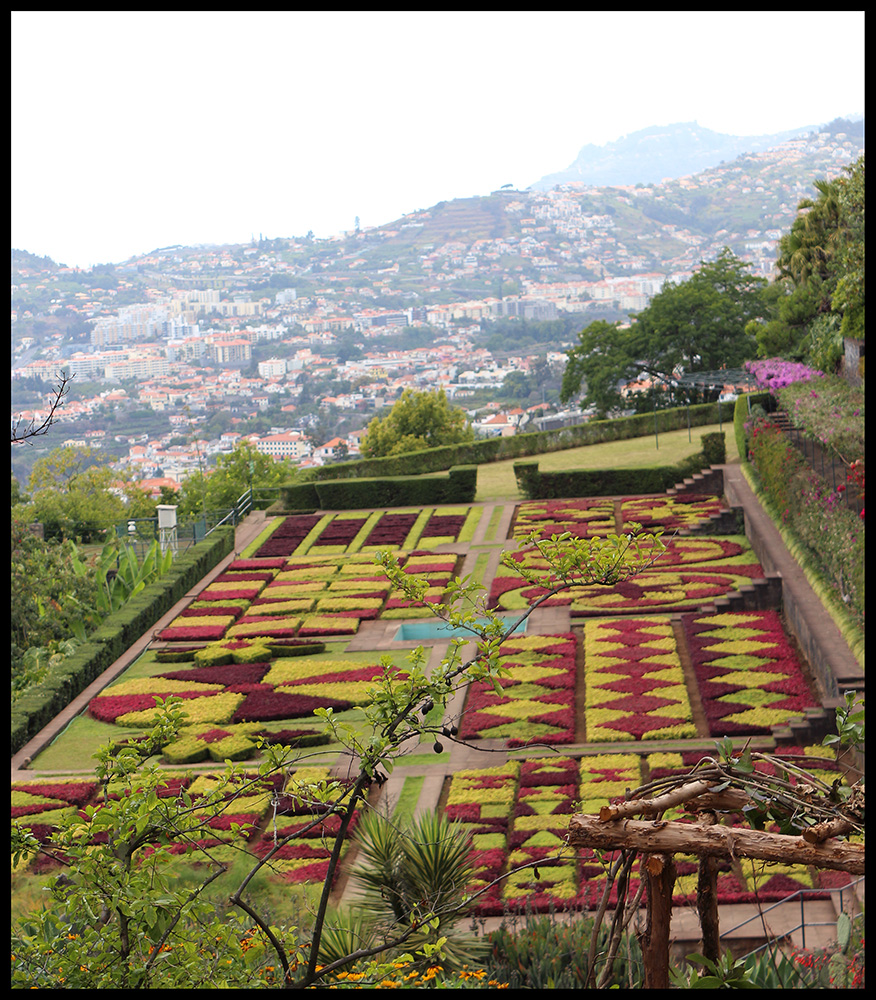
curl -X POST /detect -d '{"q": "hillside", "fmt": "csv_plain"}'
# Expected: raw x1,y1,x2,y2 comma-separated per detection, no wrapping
12,116,864,335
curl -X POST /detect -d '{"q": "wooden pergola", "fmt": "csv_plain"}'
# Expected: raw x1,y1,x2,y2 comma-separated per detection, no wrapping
566,754,864,988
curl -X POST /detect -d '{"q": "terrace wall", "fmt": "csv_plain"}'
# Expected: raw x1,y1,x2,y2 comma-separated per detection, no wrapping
722,464,864,705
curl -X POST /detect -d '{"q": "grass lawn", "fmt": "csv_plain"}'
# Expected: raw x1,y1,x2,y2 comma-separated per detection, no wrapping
474,421,739,501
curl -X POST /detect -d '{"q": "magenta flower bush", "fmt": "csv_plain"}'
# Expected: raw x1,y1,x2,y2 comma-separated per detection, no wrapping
745,357,823,392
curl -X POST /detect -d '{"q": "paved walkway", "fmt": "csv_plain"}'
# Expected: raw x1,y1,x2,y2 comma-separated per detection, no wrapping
720,463,863,703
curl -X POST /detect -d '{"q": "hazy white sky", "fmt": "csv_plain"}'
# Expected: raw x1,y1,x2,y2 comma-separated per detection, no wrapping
11,10,865,269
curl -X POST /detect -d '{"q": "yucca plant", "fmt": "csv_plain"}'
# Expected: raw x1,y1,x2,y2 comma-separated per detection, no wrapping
336,810,488,972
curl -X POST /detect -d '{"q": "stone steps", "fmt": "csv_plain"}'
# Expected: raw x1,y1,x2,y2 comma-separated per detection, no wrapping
698,573,783,615
666,465,746,536
666,464,725,498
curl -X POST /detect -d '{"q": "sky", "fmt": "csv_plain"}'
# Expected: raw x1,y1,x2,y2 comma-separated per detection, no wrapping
11,10,865,270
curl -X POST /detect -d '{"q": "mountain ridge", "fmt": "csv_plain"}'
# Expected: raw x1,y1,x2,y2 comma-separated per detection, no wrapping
531,117,864,190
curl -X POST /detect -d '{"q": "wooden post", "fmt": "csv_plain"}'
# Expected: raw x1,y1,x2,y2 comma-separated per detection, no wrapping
696,812,720,966
697,854,721,962
639,853,676,989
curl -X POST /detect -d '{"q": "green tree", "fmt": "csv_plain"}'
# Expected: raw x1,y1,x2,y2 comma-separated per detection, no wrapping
499,370,531,401
830,156,865,341
11,518,100,674
11,472,29,506
176,441,297,518
561,250,765,416
560,319,631,418
755,157,865,367
21,447,156,542
360,388,474,458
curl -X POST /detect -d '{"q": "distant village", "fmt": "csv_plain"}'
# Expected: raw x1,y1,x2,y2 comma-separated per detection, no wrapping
11,124,860,496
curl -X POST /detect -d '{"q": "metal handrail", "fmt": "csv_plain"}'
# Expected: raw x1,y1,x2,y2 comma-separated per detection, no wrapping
720,876,864,958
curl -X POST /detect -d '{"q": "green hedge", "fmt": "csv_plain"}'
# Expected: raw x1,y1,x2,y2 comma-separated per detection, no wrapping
733,391,771,463
701,431,726,465
11,527,235,756
513,450,714,500
303,401,736,483
280,465,478,510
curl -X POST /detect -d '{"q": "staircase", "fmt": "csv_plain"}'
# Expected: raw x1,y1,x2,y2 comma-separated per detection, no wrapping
664,465,745,536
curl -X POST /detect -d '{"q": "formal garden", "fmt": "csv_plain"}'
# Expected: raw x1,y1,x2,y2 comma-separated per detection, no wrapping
12,362,864,989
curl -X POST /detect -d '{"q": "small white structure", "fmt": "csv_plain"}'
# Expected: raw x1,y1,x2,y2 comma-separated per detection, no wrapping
156,504,178,555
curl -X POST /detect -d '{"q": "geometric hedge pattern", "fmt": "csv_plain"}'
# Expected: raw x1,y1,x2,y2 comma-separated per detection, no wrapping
14,490,836,916
583,617,697,742
682,610,818,737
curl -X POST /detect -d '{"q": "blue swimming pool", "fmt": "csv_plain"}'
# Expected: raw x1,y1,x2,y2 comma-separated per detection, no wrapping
393,616,528,642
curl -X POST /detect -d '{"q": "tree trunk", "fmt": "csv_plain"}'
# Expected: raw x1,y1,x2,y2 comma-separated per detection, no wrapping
568,814,864,875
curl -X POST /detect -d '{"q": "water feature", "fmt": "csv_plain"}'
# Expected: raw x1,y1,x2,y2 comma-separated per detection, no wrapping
393,616,528,642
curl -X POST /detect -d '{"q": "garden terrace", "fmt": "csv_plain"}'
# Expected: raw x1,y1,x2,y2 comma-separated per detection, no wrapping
11,464,863,952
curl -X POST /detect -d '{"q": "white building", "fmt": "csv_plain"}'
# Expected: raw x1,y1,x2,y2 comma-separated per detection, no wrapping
258,358,288,378
252,431,311,461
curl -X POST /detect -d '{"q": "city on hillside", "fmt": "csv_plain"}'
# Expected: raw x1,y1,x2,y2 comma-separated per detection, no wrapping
11,118,863,491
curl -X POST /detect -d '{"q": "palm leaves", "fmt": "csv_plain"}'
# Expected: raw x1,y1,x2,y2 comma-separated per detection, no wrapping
318,810,488,971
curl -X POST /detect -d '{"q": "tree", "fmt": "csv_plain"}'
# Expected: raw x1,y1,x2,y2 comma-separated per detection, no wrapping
499,370,531,402
561,250,765,416
754,157,865,368
11,517,100,675
11,472,29,506
360,388,474,458
830,156,865,342
177,441,297,518
560,319,631,417
12,524,665,989
21,446,156,542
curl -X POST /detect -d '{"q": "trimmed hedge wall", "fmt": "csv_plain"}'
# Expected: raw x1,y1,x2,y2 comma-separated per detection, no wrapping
280,465,477,510
733,391,772,463
513,445,718,500
302,400,736,483
11,527,235,756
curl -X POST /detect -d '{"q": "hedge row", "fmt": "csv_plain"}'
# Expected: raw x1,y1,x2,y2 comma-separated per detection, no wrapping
11,527,236,756
305,401,736,483
512,435,724,500
733,391,772,461
279,465,477,511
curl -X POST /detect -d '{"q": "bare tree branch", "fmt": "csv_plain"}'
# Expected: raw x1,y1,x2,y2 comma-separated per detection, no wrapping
11,371,74,444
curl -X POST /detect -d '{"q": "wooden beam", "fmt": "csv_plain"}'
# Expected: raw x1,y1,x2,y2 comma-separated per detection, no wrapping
568,814,864,875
